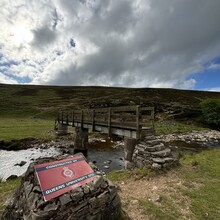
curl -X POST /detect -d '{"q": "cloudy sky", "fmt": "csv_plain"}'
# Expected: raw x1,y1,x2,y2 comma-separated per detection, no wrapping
0,0,220,91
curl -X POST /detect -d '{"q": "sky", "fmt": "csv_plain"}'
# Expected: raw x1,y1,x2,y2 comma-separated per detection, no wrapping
0,0,220,91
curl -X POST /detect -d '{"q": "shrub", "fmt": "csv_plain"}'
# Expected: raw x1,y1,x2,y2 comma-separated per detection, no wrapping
200,98,220,127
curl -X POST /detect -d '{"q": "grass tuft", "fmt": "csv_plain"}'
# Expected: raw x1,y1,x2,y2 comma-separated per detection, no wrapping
106,170,131,182
0,178,21,212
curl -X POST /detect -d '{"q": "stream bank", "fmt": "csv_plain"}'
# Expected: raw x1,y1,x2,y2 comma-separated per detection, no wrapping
0,136,124,181
0,130,219,181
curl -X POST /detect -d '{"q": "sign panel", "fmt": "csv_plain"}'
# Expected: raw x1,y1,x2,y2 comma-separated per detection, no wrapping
34,154,96,201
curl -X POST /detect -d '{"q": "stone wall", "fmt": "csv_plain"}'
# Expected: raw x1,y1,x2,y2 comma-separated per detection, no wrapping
132,136,179,169
3,156,121,220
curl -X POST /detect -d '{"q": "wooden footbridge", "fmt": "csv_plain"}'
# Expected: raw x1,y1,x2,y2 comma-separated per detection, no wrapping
56,106,155,139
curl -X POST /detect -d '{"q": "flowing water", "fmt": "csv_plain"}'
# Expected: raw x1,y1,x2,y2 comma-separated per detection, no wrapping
0,147,61,181
0,142,124,181
1,138,218,181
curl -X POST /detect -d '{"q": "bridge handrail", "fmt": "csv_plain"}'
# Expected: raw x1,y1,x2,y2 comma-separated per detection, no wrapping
57,105,154,138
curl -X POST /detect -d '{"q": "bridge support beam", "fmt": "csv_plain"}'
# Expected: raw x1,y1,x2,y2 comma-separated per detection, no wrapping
74,127,88,157
124,137,137,170
57,123,68,135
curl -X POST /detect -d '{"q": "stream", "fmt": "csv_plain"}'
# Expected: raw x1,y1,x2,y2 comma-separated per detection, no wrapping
0,135,219,181
0,140,124,181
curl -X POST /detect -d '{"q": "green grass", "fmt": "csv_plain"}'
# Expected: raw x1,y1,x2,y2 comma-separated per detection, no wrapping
137,149,220,219
155,120,207,135
139,197,180,220
178,149,220,219
0,178,21,212
0,117,55,141
106,170,131,181
132,165,159,179
106,166,160,182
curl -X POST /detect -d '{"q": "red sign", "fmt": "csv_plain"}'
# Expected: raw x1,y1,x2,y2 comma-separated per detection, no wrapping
34,154,96,201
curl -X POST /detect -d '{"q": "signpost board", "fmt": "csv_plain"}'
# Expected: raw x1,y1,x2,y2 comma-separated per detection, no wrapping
34,154,96,201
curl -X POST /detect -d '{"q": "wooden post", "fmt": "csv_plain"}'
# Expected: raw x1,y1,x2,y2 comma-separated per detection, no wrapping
81,110,83,128
92,110,95,132
66,112,69,125
57,112,60,123
151,107,155,130
108,108,111,136
61,111,64,124
72,111,74,127
136,105,140,140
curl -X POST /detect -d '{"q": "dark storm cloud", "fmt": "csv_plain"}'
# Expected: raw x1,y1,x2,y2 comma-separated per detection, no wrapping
31,25,57,49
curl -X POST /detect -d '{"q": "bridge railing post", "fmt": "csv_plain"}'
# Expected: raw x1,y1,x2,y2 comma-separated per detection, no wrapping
66,112,69,125
108,108,111,136
136,105,140,140
57,112,60,123
92,110,95,132
81,110,84,128
72,111,74,127
151,107,155,130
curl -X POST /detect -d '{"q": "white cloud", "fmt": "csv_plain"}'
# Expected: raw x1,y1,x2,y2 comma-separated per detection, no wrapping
208,87,220,92
208,63,220,70
0,0,220,89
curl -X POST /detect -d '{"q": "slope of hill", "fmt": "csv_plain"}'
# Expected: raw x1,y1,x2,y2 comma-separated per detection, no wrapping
0,84,220,119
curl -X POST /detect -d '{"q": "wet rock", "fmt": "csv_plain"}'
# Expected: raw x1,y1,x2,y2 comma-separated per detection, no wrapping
14,161,27,167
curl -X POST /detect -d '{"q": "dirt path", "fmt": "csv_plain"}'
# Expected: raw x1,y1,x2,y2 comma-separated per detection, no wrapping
115,170,192,219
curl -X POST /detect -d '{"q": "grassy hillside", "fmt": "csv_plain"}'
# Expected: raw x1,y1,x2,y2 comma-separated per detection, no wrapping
1,84,220,119
0,84,219,142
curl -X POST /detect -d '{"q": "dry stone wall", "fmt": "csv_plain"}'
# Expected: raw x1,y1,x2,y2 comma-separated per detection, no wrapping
3,156,121,220
132,136,179,169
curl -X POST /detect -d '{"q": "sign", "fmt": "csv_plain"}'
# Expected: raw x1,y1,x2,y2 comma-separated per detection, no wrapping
34,154,96,201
